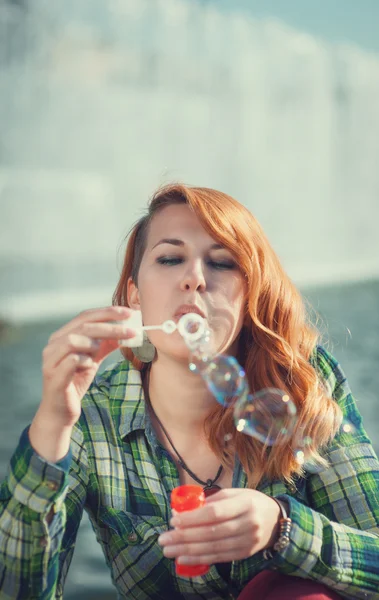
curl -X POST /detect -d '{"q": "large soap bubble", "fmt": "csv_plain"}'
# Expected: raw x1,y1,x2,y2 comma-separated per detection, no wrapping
233,387,297,446
202,355,247,406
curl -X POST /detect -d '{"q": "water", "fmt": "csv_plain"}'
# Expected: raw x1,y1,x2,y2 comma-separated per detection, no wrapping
0,279,378,598
1,0,379,324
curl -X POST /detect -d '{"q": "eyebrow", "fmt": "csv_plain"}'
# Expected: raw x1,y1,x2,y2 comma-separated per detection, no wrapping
152,238,224,250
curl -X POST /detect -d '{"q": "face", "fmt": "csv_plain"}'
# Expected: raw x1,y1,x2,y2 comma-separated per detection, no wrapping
127,204,246,361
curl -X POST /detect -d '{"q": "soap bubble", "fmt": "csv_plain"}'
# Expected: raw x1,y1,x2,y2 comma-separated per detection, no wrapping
292,432,313,464
302,436,313,446
292,435,325,472
188,328,214,373
202,355,247,406
179,315,213,368
340,419,356,435
294,448,323,473
189,351,212,373
294,449,305,465
233,388,297,446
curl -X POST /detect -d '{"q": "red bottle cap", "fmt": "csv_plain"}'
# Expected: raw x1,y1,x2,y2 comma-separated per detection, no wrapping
170,485,210,578
171,485,205,512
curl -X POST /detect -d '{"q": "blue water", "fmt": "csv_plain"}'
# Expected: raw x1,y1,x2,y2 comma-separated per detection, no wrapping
0,279,378,598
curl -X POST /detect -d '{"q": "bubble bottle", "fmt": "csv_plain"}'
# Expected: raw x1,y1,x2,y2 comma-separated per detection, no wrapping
170,485,210,577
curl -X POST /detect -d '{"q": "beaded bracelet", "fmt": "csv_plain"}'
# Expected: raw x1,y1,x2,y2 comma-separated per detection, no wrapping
263,498,292,560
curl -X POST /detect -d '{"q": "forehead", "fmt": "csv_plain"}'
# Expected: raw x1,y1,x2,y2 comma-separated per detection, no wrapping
147,204,214,245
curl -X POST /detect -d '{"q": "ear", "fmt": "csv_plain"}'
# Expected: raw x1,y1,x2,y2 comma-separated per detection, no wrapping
127,277,140,310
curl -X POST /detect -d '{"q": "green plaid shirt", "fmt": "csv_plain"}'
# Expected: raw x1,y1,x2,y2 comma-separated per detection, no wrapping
1,346,379,599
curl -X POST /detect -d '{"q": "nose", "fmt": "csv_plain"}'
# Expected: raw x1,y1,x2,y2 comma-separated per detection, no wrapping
180,259,206,293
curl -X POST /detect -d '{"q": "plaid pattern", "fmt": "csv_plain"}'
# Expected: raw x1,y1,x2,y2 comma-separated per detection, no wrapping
1,346,379,599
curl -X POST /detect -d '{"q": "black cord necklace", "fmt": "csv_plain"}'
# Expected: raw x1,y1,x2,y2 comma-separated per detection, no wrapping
143,370,223,497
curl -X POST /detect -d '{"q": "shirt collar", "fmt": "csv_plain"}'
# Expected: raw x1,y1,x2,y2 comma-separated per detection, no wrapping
114,360,245,482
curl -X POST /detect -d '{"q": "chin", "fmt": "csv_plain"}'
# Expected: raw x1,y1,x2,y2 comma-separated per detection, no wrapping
155,339,191,362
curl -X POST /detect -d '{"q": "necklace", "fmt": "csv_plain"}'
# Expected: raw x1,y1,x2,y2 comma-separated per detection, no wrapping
143,372,223,497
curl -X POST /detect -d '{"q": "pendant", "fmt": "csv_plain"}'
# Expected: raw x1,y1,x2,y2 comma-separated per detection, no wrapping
203,483,221,497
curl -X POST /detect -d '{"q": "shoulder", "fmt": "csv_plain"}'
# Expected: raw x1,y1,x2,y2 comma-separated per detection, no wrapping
310,344,348,399
310,344,372,445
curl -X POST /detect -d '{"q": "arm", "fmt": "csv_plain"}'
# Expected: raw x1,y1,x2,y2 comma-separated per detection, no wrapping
0,306,134,599
273,346,379,599
0,419,88,600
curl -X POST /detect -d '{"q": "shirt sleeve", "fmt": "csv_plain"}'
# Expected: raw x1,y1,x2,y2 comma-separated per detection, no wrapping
273,345,379,599
0,419,88,600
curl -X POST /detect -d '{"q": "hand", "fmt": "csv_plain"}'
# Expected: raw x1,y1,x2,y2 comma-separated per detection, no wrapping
158,489,281,565
38,306,136,427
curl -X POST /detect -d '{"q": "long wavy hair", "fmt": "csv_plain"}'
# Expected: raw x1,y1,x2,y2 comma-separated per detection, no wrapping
113,183,342,488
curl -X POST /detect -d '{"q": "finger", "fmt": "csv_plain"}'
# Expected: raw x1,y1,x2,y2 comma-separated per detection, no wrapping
90,338,123,363
80,321,136,341
162,534,247,560
159,517,248,547
46,322,136,370
44,334,101,371
50,353,91,390
45,328,135,377
49,306,132,342
170,496,246,528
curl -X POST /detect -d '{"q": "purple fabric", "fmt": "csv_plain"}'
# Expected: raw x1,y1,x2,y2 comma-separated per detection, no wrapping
237,570,343,600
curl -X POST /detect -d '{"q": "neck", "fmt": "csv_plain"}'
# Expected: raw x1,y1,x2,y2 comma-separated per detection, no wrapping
143,357,232,493
145,355,216,438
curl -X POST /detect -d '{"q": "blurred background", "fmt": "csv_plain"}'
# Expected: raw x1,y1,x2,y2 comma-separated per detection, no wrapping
0,0,378,597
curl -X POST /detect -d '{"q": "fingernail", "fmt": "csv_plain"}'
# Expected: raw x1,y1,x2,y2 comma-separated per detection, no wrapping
177,557,190,565
115,306,129,314
170,517,181,527
121,325,136,335
77,354,92,364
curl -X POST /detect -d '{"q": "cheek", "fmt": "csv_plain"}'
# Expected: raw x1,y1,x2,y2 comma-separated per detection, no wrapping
208,291,245,350
220,275,246,310
218,279,246,335
137,277,172,324
140,266,179,293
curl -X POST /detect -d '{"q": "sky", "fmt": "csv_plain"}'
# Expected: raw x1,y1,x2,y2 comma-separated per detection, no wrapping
213,0,379,55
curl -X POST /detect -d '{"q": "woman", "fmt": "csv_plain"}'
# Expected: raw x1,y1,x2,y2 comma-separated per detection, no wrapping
1,183,378,600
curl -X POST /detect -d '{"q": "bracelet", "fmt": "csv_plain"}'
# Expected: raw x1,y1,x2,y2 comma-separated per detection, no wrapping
263,497,292,560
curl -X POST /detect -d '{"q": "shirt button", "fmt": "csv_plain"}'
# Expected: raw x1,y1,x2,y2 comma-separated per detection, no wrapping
45,481,58,491
39,536,48,547
127,532,138,543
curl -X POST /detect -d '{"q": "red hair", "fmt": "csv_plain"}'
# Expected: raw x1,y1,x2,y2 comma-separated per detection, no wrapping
113,183,342,487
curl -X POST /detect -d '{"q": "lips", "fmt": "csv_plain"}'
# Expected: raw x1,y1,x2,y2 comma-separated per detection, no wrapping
174,304,206,321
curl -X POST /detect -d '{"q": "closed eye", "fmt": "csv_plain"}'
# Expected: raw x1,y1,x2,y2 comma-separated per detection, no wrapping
208,260,236,271
156,257,236,270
